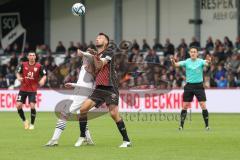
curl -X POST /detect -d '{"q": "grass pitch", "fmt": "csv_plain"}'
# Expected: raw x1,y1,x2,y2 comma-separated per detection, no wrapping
0,112,240,160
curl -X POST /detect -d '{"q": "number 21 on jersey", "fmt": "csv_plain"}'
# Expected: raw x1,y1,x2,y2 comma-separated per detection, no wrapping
27,71,34,79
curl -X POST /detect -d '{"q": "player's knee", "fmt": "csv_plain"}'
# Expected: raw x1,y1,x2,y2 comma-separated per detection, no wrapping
109,106,121,122
80,107,87,114
16,102,22,109
199,102,206,109
110,113,121,122
183,102,190,109
30,103,35,109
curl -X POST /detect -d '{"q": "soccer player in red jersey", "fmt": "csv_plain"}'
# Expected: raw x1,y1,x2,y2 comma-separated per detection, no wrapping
76,33,131,147
16,52,47,130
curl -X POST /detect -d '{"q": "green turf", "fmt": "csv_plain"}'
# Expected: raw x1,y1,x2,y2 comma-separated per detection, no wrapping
0,112,240,160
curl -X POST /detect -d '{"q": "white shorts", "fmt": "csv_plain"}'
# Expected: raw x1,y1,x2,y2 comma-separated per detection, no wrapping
69,67,94,114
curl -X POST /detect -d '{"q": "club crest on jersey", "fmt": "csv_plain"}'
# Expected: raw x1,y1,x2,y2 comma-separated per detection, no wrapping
34,67,38,72
25,67,28,70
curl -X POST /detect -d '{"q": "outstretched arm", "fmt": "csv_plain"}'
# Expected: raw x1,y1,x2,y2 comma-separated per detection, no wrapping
170,56,181,67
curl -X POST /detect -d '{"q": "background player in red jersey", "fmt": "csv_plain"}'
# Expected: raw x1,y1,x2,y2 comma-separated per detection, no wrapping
16,52,47,130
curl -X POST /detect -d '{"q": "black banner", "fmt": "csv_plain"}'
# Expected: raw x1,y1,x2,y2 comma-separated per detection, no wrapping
0,0,44,52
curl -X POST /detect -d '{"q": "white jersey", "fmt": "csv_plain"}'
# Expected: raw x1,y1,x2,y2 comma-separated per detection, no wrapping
69,56,95,113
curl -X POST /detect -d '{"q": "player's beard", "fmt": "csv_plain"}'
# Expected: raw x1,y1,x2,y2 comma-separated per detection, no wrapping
96,44,104,48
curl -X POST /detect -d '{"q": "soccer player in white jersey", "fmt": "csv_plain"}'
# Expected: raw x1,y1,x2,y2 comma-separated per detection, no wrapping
45,50,96,147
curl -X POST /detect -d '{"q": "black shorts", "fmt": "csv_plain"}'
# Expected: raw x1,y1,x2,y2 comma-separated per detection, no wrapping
89,85,119,107
183,83,206,102
17,91,37,104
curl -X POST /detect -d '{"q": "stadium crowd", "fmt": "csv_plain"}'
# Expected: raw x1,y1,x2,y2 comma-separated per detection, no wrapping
0,36,240,89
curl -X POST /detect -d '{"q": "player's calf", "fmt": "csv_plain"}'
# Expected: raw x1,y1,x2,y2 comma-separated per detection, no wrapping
16,102,29,129
199,101,209,129
29,106,36,130
179,102,190,129
109,105,131,147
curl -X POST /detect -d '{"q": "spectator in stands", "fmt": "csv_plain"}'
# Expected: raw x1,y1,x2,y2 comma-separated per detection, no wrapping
82,42,88,51
235,36,240,50
44,59,57,72
177,47,189,60
145,49,160,64
9,52,18,67
129,47,141,62
169,74,176,88
167,65,175,77
215,65,226,81
224,36,233,50
204,76,211,88
23,42,30,53
224,36,234,57
152,38,163,51
142,39,150,52
215,45,226,62
177,38,188,51
4,45,12,54
47,72,61,88
214,39,223,52
45,44,52,54
205,36,214,51
227,74,237,87
226,53,240,75
76,42,83,50
153,68,161,86
189,37,201,48
35,45,42,54
55,41,66,53
132,39,140,50
64,51,72,63
206,64,217,87
12,43,19,53
59,63,70,78
0,74,8,88
164,38,175,56
5,65,16,87
40,52,54,65
68,41,77,53
175,74,184,88
88,41,97,50
120,81,129,89
216,75,228,88
36,44,49,55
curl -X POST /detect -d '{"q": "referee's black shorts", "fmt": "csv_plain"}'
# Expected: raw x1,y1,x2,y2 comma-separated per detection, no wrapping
89,85,119,107
183,82,206,102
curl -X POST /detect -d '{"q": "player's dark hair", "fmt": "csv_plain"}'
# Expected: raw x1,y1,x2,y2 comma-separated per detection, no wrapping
28,51,36,55
189,46,199,51
98,32,109,46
